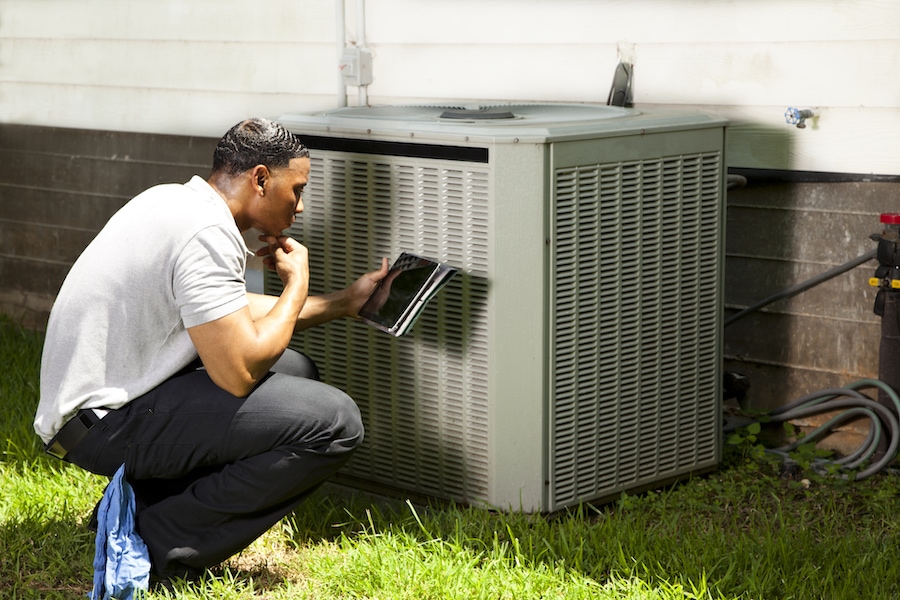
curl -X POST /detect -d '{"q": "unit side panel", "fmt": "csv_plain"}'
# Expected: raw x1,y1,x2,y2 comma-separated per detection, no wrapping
282,150,493,504
548,128,725,510
481,142,551,510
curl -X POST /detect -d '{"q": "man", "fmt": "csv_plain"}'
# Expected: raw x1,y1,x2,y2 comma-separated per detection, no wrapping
34,117,389,581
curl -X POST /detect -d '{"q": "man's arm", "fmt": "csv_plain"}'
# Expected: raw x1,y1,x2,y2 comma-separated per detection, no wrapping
187,236,310,397
246,256,390,331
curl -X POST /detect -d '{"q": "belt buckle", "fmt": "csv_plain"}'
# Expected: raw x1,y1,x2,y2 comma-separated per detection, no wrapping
44,409,103,460
46,439,68,460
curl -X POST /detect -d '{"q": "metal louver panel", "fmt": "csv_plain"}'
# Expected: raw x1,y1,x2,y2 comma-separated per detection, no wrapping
550,152,723,507
287,152,492,502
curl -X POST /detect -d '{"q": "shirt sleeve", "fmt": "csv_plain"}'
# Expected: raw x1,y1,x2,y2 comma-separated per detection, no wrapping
173,224,249,329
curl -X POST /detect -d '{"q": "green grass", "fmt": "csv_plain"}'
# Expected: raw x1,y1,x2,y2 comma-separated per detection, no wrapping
3,314,900,599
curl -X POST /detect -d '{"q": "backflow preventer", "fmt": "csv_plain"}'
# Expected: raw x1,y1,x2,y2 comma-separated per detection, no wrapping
870,213,900,450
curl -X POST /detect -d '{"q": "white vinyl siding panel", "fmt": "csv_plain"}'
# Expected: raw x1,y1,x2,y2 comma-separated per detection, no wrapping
0,0,898,174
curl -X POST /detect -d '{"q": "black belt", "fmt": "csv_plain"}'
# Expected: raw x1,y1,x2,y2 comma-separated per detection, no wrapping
45,408,105,460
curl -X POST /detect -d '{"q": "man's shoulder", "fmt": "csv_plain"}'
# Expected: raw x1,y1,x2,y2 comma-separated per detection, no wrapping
127,178,228,224
133,177,210,204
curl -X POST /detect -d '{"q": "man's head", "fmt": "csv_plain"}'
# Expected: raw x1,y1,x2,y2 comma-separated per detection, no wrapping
212,118,309,176
210,118,312,235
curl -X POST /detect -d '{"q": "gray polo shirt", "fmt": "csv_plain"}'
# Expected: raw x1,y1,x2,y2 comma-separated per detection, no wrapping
34,176,250,443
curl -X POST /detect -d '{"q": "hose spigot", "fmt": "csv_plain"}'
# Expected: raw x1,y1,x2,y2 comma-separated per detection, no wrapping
785,107,815,129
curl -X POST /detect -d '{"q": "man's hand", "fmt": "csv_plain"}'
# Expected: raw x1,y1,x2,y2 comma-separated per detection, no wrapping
256,235,309,291
344,257,390,318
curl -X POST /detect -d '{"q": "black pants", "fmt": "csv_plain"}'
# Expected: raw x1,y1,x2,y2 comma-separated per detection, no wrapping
65,350,363,578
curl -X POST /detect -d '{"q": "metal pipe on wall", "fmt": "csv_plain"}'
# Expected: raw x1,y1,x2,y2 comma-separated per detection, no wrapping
335,0,369,108
335,0,347,107
356,0,368,106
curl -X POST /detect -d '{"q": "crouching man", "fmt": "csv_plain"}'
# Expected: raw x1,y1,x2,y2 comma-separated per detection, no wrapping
34,117,388,582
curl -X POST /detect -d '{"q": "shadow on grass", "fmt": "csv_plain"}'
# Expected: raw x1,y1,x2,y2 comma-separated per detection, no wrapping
0,515,295,599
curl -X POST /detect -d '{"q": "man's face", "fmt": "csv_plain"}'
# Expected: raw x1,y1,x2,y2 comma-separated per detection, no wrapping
257,157,310,235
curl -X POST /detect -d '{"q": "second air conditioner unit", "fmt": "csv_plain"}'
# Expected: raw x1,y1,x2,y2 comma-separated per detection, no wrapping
271,103,727,512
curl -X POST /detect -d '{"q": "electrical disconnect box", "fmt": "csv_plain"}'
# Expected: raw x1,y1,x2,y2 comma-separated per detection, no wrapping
339,46,373,87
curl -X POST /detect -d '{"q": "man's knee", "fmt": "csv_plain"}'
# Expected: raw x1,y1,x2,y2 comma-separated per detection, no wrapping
271,349,320,380
248,374,364,453
330,390,364,452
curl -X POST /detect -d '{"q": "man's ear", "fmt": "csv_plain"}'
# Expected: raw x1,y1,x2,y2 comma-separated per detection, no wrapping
250,165,268,195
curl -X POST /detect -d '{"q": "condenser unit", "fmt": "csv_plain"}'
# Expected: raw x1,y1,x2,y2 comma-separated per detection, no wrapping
271,103,727,512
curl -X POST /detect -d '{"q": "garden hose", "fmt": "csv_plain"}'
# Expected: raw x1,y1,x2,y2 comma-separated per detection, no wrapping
724,249,877,328
727,379,900,480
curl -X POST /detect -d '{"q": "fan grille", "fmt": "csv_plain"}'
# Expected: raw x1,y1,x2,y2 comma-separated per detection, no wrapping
550,153,722,506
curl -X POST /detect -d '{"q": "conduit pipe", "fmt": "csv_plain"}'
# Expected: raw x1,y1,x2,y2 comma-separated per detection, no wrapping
335,0,370,108
335,0,347,107
356,0,369,107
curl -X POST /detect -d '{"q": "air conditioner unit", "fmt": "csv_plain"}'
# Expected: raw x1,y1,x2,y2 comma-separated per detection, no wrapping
272,103,727,512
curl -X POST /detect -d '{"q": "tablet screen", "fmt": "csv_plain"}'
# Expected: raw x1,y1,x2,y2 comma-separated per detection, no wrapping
359,255,439,331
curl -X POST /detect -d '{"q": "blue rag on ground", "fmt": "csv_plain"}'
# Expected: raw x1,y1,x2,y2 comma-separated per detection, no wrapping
90,463,151,600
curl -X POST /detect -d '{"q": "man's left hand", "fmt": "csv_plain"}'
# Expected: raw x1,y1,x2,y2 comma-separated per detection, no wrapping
344,257,390,318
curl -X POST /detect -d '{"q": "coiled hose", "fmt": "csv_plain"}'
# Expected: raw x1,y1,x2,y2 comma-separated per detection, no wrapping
728,379,900,480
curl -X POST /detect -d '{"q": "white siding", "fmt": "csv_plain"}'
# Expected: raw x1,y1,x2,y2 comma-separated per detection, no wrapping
1,0,898,174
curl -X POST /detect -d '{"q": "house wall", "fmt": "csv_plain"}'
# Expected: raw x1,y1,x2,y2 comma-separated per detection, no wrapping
1,0,899,413
2,0,898,175
725,178,889,407
0,125,217,328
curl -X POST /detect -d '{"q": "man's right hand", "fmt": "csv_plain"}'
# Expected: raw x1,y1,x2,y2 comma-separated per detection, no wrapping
257,235,310,294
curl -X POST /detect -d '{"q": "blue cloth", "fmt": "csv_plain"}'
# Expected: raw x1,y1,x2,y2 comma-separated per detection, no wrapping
90,464,151,600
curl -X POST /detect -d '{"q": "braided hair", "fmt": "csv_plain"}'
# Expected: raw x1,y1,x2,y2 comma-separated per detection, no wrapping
212,118,309,176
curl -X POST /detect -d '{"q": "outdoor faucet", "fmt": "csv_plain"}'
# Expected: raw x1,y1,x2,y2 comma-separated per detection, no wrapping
784,107,815,129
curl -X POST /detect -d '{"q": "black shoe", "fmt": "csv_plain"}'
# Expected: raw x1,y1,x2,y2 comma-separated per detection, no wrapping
149,573,176,593
87,497,101,532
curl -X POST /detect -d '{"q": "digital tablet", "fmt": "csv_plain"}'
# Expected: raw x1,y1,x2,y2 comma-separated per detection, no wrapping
359,253,458,336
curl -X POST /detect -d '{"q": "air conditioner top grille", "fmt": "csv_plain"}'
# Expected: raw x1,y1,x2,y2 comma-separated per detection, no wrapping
286,103,633,124
277,104,727,145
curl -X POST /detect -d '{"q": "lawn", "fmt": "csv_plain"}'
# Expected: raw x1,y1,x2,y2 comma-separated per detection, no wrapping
3,315,900,599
